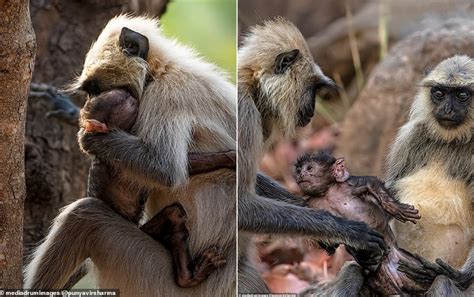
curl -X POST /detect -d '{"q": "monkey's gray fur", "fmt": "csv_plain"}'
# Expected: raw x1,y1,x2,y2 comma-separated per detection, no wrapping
24,15,236,296
237,18,387,294
386,55,473,294
304,55,473,296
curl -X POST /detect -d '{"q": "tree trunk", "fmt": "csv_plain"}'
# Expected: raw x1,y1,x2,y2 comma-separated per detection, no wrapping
0,0,36,288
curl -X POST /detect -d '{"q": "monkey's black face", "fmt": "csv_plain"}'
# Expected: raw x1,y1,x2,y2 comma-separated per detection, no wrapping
297,77,337,127
430,86,471,129
297,86,317,127
295,161,333,195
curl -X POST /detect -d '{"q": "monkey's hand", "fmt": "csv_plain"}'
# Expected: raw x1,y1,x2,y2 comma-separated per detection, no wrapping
187,150,236,175
365,180,420,224
398,255,472,290
345,245,384,273
335,218,388,270
77,128,116,156
381,198,420,224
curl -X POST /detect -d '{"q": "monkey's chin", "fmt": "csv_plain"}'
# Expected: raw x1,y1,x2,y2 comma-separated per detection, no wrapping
437,119,462,129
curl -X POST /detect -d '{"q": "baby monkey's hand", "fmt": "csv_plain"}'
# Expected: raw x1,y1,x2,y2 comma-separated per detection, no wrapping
381,198,420,224
83,119,109,133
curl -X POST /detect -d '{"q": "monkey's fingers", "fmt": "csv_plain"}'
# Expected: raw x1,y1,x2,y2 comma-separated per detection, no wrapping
434,258,460,278
393,214,407,223
411,253,449,276
398,261,436,283
398,211,421,224
365,229,388,252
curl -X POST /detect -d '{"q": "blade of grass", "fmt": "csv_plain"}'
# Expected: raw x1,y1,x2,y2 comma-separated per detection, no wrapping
378,0,389,60
345,3,364,92
333,72,351,110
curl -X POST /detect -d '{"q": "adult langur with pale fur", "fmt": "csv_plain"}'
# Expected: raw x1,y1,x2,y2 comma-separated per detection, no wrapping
237,17,387,293
302,56,473,296
24,15,236,296
386,55,473,295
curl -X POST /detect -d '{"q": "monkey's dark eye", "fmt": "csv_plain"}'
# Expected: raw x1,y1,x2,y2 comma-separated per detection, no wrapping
306,165,313,171
431,88,444,101
456,90,471,102
81,80,101,96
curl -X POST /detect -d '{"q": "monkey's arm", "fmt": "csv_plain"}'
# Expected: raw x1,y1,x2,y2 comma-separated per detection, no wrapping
80,130,235,186
79,127,191,187
239,192,387,271
349,176,420,224
188,150,236,175
238,93,386,265
255,173,306,206
140,203,226,288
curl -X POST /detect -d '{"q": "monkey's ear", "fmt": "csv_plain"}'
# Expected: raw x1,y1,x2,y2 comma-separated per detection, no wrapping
334,158,349,182
119,27,149,60
274,49,300,74
423,65,433,77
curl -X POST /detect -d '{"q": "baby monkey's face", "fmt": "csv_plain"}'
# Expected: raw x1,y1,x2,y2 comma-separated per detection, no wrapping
295,161,332,195
295,154,349,196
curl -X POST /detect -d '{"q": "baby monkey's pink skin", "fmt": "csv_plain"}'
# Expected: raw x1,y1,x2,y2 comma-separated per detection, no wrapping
294,152,461,295
80,89,138,133
83,119,109,133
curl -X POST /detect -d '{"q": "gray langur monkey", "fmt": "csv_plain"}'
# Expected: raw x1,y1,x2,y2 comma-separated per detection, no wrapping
237,17,387,293
386,55,473,294
303,55,474,296
24,15,236,297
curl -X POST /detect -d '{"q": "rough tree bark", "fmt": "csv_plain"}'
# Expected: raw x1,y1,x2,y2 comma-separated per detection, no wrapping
0,0,36,288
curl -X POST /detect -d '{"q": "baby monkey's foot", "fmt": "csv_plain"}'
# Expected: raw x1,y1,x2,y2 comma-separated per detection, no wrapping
175,246,226,288
193,246,227,282
162,203,188,226
83,119,109,133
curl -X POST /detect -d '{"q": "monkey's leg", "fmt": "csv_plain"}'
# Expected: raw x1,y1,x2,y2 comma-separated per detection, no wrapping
141,203,226,288
238,256,270,293
300,262,367,297
188,150,236,175
425,275,473,297
24,198,108,289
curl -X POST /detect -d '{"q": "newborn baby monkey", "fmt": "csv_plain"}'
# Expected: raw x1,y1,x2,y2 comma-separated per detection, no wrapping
80,89,232,287
295,152,466,295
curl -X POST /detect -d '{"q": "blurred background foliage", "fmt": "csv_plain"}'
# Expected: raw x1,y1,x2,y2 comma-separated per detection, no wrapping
161,0,236,81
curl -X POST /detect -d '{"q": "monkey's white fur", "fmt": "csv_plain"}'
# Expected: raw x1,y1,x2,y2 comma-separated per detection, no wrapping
25,15,236,296
387,55,473,268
